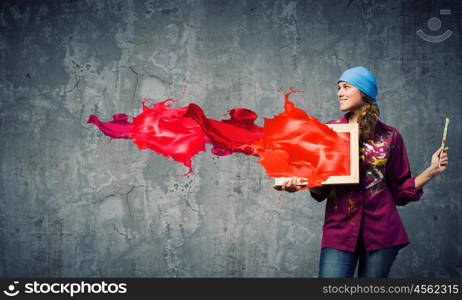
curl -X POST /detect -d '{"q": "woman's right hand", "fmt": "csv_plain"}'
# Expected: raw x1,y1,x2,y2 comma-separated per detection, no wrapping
275,177,327,194
278,176,302,193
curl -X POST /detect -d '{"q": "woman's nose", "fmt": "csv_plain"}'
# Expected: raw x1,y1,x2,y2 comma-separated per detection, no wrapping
337,89,343,97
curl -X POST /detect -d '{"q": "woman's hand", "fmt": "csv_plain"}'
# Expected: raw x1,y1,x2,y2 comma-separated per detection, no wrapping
277,177,303,193
429,146,449,176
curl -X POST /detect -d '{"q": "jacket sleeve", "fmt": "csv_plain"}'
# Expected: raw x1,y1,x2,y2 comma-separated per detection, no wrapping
309,185,333,202
385,131,424,206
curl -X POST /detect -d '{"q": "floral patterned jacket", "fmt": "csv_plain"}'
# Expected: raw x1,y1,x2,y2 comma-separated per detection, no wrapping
310,113,424,252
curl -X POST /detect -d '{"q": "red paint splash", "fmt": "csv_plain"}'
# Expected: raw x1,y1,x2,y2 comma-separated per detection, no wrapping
183,104,264,156
130,98,207,176
87,88,350,186
252,88,350,188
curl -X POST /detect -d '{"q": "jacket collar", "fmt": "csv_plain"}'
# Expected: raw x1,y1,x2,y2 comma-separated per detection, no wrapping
333,112,390,131
337,112,349,124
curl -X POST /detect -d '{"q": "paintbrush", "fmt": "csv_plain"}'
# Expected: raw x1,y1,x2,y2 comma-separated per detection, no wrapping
439,117,449,168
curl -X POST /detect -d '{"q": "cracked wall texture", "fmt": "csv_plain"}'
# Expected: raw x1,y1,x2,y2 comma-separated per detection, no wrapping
0,0,461,277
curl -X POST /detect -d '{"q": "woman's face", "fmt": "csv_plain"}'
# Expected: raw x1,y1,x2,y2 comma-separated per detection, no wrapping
337,81,363,112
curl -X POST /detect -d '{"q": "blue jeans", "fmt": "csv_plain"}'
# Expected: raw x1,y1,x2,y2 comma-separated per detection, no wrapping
318,234,400,278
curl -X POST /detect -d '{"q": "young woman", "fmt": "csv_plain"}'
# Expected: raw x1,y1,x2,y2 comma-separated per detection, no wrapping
278,66,449,278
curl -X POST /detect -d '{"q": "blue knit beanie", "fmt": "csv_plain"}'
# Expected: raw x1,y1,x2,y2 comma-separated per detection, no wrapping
338,66,378,102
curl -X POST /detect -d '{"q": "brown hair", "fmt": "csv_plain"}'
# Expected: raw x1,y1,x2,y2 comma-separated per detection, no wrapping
356,92,380,143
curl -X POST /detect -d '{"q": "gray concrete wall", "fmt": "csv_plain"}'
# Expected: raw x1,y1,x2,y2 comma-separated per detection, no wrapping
0,0,460,277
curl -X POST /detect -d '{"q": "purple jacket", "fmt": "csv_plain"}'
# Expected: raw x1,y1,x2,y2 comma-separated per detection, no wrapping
310,113,424,252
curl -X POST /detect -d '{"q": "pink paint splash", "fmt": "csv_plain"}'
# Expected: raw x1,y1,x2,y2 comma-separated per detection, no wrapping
87,113,133,139
87,88,350,186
